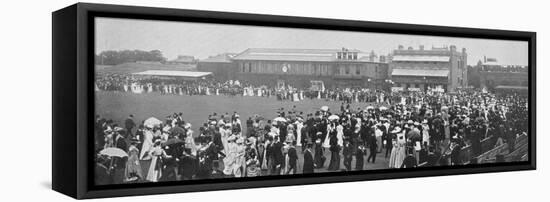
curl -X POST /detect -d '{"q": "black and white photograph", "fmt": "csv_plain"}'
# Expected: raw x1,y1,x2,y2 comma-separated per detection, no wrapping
92,17,530,185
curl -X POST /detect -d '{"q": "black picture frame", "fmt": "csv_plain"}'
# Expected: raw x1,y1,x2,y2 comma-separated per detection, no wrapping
52,3,536,199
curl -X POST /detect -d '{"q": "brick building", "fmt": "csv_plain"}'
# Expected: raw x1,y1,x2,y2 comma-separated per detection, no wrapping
388,45,468,92
230,48,388,89
197,53,237,81
476,57,528,93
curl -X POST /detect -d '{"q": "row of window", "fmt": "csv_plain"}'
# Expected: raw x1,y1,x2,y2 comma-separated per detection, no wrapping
337,52,358,60
239,62,381,76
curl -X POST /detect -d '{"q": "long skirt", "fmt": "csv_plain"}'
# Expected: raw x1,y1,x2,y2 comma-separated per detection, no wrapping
388,146,398,168
328,151,340,170
146,157,161,182
394,146,406,168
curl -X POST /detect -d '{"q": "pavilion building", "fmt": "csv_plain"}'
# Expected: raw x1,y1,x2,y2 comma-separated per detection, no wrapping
388,45,468,92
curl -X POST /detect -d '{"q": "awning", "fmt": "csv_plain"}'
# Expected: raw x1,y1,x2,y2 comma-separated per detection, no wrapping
391,69,449,77
392,55,450,62
495,85,528,90
133,70,212,78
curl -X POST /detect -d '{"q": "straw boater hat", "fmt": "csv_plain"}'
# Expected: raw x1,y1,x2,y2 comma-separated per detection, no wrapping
391,126,402,133
184,123,192,129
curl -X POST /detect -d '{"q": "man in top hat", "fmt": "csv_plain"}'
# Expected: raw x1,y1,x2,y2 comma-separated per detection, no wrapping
401,148,417,168
342,139,353,171
367,130,378,164
302,143,315,174
125,114,136,137
285,140,298,175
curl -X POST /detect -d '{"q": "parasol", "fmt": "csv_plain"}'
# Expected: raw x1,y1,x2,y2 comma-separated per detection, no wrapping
320,106,329,112
273,117,287,122
144,117,162,128
162,138,185,147
169,126,185,136
99,147,128,158
406,130,422,141
328,115,340,121
379,106,388,111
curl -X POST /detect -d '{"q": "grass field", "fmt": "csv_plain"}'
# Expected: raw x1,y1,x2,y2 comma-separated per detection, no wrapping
96,91,391,173
96,91,385,134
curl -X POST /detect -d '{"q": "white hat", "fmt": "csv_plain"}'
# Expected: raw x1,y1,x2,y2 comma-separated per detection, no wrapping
391,126,402,133
184,123,192,129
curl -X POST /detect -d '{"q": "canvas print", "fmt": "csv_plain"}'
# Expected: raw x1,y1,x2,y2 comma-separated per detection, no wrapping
93,17,529,185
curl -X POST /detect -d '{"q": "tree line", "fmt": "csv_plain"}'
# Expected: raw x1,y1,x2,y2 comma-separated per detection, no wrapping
95,50,167,65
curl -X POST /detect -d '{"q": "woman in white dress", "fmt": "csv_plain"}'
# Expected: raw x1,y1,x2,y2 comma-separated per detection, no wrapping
139,129,154,160
223,135,238,176
336,123,344,147
296,120,303,146
388,127,400,168
393,130,407,168
146,140,170,182
421,120,430,147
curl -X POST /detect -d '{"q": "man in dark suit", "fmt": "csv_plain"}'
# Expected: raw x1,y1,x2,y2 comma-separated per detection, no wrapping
450,142,462,166
367,134,378,163
124,114,136,137
272,138,284,175
303,143,314,174
342,140,353,171
286,142,298,174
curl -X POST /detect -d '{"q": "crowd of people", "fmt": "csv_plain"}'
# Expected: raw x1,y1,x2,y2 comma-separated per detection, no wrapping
95,73,420,104
94,85,529,185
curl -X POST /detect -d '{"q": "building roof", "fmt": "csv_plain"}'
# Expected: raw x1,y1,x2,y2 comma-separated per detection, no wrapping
171,55,196,63
391,69,449,77
494,85,528,90
200,53,236,63
392,55,450,62
133,70,212,78
482,61,500,66
233,48,344,62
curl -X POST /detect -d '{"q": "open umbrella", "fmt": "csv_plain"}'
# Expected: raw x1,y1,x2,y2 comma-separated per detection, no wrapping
379,106,388,111
365,106,374,110
320,106,329,112
162,138,185,147
328,114,340,121
273,117,287,122
406,130,422,141
169,126,185,136
144,117,162,128
99,147,128,158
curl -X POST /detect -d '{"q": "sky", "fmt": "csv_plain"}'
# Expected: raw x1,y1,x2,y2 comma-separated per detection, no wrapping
95,17,529,66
